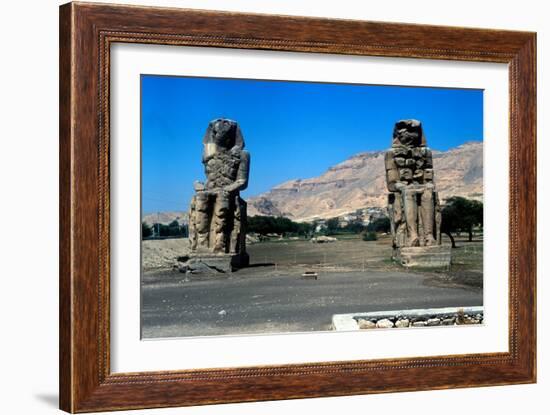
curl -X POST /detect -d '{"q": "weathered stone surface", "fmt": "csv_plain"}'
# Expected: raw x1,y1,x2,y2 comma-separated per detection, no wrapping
385,120,450,269
182,253,249,274
395,319,410,328
334,307,483,331
183,119,250,273
376,318,394,328
358,319,376,329
395,245,452,269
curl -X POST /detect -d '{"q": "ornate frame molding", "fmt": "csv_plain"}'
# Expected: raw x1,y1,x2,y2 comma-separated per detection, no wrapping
60,2,536,412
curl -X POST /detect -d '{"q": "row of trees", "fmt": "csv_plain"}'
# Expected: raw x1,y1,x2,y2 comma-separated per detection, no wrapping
247,215,314,237
323,217,390,236
246,214,392,240
142,220,188,239
314,197,483,247
141,197,482,246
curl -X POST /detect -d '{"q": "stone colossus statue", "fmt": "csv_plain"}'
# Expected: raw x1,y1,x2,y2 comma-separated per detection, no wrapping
385,119,442,255
188,118,250,267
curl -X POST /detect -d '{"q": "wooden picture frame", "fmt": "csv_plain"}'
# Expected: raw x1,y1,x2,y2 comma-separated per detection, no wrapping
59,2,536,412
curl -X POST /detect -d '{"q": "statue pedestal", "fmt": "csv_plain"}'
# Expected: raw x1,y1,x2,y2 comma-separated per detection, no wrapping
393,245,451,269
178,252,249,274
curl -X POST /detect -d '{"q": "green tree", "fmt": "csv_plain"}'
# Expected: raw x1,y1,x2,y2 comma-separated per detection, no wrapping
142,222,153,239
295,222,314,237
152,223,171,237
341,221,365,234
441,197,483,248
367,217,391,233
247,215,313,237
325,217,340,235
362,231,378,241
168,220,182,237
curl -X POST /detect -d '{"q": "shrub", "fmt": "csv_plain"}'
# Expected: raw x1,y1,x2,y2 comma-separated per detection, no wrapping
362,231,378,241
366,217,391,233
142,222,153,238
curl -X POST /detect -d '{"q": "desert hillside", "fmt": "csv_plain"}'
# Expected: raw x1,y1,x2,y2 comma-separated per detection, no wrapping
247,141,483,222
142,211,188,226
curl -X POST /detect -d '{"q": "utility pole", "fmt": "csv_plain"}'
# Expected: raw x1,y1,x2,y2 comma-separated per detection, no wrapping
157,211,160,237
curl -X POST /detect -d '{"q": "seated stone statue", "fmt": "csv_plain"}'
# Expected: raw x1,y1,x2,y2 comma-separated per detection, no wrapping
385,119,442,253
188,118,250,269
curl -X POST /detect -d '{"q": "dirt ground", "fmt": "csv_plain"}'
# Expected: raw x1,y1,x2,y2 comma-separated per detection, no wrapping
248,234,392,271
140,234,483,338
141,233,483,286
142,238,190,269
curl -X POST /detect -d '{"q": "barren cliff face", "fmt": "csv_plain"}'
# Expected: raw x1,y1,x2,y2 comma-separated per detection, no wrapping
247,142,483,222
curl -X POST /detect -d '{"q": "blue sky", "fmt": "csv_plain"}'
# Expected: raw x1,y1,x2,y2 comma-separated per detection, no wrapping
141,75,483,214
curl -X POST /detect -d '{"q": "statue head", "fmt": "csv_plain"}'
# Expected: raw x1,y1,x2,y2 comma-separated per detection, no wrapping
392,119,426,147
203,118,244,150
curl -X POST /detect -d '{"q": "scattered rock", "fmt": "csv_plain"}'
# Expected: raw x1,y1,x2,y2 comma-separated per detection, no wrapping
246,233,260,244
358,319,376,329
376,318,394,329
395,319,410,328
218,310,227,316
348,309,483,331
142,238,190,269
311,236,338,243
183,260,229,274
177,263,189,273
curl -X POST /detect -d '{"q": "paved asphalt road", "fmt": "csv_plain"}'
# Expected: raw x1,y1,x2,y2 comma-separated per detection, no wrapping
141,267,482,338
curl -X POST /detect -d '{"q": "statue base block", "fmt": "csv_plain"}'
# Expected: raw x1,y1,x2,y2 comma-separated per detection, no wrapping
393,245,451,269
178,252,249,274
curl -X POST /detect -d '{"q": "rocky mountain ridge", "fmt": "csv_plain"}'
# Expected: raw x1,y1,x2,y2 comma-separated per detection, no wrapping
142,211,188,226
247,141,483,222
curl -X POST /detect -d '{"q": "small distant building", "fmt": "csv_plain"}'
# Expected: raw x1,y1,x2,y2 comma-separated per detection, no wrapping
315,223,327,233
338,220,349,228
